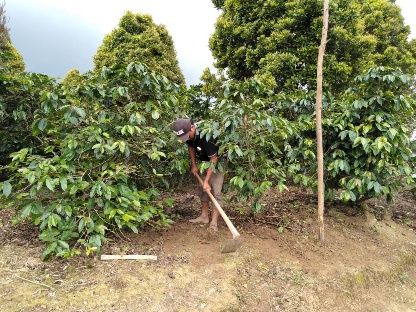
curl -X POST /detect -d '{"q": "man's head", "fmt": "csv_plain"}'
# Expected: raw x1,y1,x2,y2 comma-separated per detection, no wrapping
173,118,194,141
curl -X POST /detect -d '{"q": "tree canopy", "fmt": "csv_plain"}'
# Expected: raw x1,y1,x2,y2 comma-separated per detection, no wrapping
93,11,185,85
62,68,83,86
209,0,416,95
0,2,24,74
0,1,10,47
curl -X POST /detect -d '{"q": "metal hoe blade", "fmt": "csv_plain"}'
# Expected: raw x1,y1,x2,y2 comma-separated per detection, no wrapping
221,238,243,253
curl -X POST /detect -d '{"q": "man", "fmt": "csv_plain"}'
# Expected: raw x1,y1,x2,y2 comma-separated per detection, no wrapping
173,118,224,232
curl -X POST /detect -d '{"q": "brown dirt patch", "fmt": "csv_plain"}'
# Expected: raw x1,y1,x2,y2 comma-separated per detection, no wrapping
1,187,416,311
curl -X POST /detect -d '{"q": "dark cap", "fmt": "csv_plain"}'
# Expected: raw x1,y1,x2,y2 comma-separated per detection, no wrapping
173,118,192,142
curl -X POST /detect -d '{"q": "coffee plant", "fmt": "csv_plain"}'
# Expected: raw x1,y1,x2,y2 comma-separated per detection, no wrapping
0,63,185,259
1,64,415,258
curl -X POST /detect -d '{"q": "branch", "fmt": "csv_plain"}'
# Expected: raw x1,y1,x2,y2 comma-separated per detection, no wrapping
15,274,55,291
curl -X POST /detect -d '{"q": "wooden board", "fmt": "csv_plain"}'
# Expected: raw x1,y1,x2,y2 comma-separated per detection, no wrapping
100,254,157,261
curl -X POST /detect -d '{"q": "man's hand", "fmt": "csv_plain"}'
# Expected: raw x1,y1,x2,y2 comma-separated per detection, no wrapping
190,165,199,176
203,180,211,193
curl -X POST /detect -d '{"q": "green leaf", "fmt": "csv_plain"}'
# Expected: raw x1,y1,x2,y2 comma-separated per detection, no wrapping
145,101,152,112
64,206,72,216
362,124,372,134
122,214,136,222
234,145,243,157
119,141,126,153
377,140,384,150
38,118,48,131
388,128,397,139
367,181,375,190
42,241,58,259
118,86,126,96
151,111,160,120
21,204,32,218
78,218,85,233
127,223,138,234
69,116,79,125
2,181,12,197
353,137,361,147
69,185,78,195
75,107,86,118
89,184,97,198
374,182,381,194
58,240,70,250
237,177,244,188
109,209,117,219
165,198,175,207
111,141,119,150
95,224,108,235
48,214,59,228
60,177,68,191
26,172,35,184
46,178,54,191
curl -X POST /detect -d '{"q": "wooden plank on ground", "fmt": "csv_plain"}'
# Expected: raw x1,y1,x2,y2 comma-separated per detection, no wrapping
100,255,157,261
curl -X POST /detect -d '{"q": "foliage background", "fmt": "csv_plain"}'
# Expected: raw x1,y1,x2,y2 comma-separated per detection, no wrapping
1,0,416,259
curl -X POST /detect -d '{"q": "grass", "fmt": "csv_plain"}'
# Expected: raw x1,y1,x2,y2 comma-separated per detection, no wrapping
342,250,416,289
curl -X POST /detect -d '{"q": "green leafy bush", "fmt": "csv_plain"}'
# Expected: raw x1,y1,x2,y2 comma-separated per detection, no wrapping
1,63,184,259
286,67,416,203
0,72,57,180
2,63,414,259
196,79,296,213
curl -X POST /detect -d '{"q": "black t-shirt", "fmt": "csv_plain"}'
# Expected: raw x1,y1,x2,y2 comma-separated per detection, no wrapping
186,132,218,161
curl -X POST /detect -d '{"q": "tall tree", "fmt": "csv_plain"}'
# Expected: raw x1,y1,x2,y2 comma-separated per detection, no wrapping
94,11,185,85
209,0,415,95
0,1,10,47
62,68,83,87
0,1,24,74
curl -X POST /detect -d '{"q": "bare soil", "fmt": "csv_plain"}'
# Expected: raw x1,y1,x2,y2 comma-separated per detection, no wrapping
1,185,416,312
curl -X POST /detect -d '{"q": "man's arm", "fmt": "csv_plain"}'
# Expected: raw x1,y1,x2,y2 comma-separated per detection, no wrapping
188,145,198,176
203,154,218,192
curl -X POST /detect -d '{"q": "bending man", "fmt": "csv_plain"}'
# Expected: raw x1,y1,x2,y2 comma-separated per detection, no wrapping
173,118,224,232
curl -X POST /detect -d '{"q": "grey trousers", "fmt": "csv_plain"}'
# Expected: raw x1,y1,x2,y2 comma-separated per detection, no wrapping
198,171,225,206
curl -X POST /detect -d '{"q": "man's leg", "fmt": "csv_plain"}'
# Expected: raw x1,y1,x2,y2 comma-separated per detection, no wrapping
189,201,210,224
210,205,220,230
208,171,224,232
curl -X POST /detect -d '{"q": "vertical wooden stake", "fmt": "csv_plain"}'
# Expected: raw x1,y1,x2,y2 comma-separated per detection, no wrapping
316,0,330,245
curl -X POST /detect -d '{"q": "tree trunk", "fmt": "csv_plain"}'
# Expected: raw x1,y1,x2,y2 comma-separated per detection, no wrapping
316,0,330,245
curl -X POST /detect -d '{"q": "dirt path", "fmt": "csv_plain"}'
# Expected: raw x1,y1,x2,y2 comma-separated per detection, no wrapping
1,188,416,311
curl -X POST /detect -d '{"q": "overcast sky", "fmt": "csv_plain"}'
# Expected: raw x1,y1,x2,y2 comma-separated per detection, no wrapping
6,0,416,86
6,0,221,86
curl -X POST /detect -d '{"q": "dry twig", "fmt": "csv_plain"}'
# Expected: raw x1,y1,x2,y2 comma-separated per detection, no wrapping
15,274,55,291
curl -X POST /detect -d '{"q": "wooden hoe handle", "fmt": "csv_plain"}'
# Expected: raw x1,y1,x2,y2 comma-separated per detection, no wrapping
195,173,240,239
